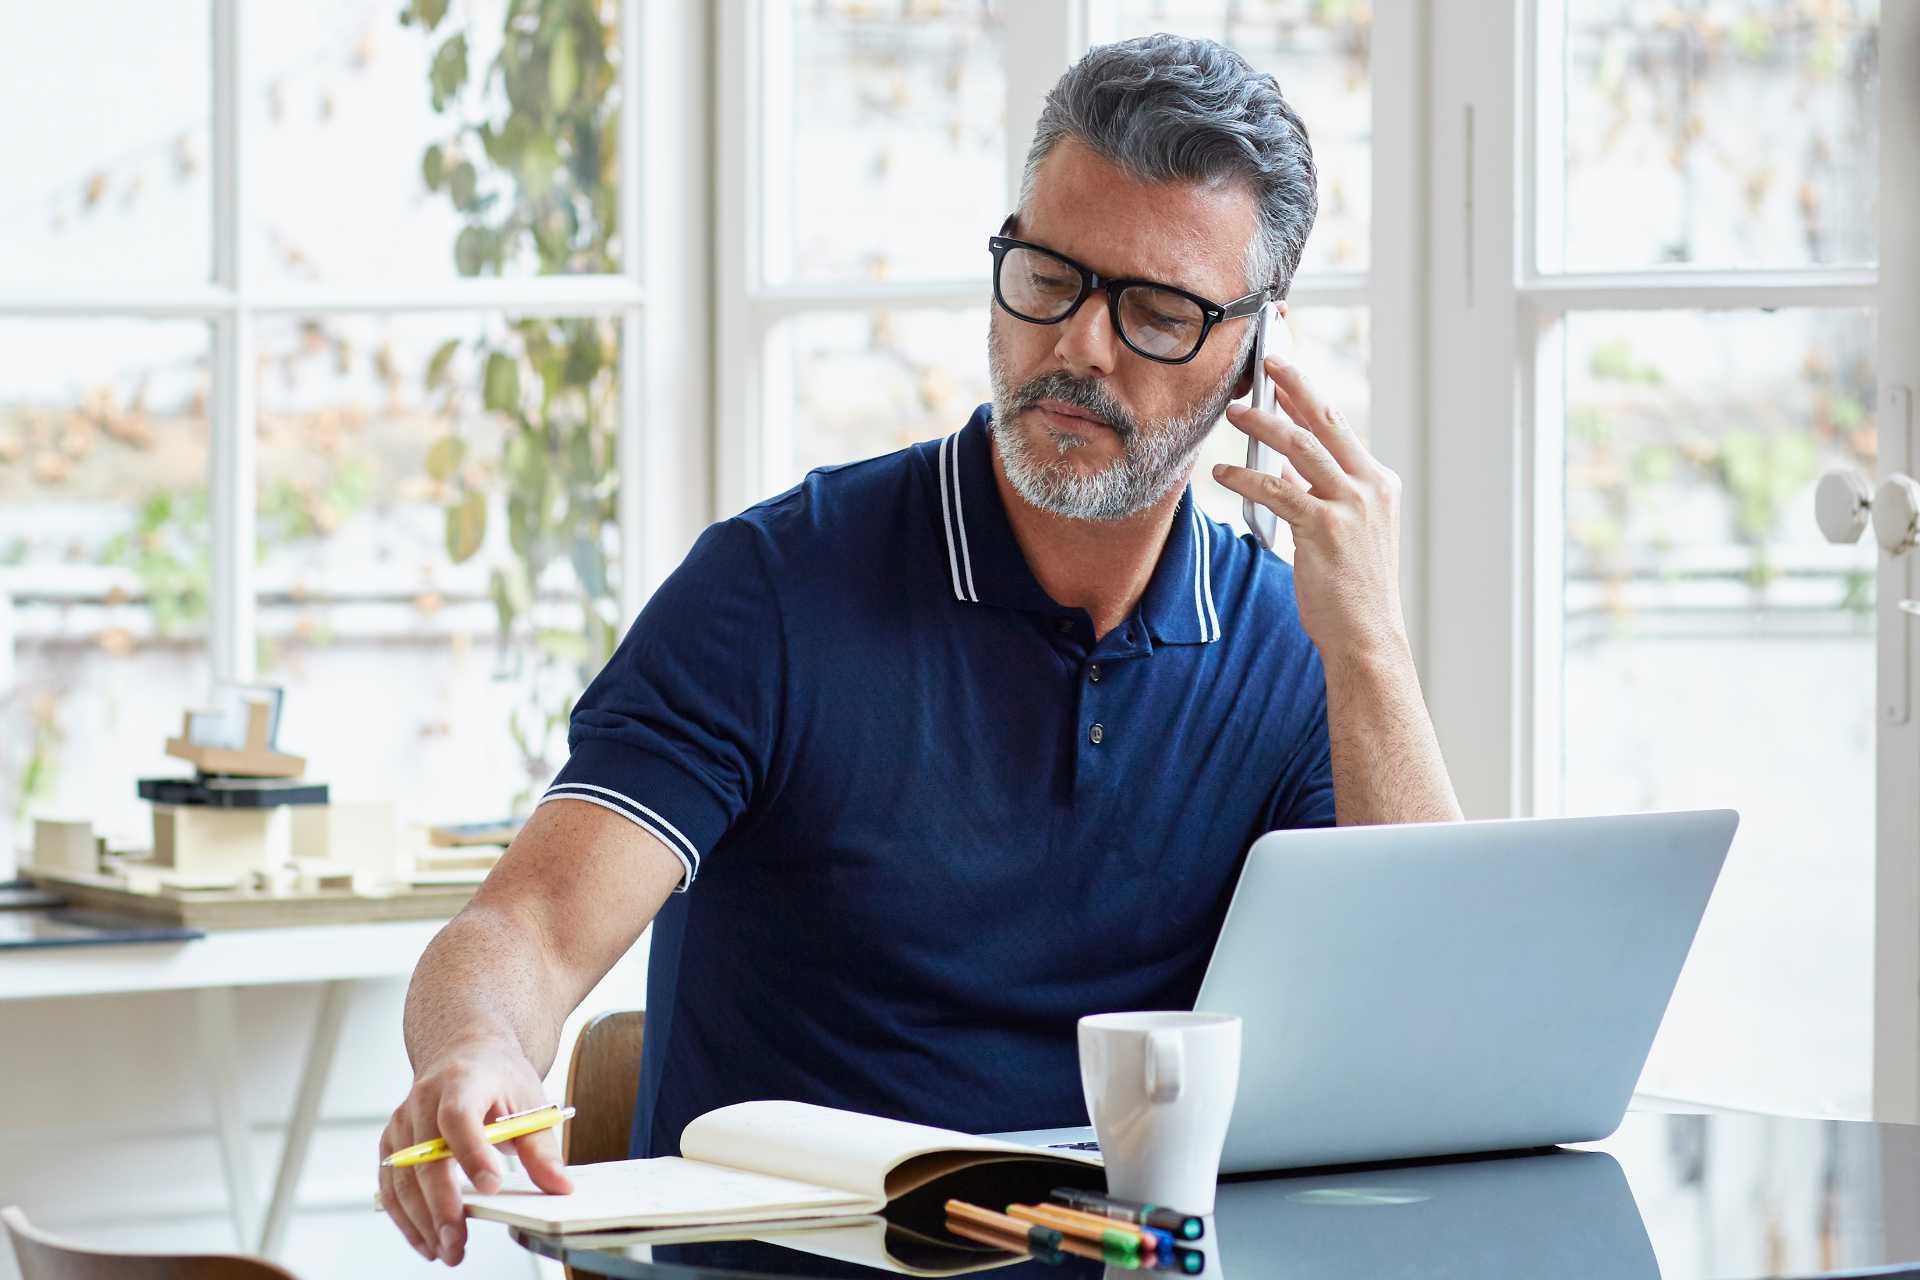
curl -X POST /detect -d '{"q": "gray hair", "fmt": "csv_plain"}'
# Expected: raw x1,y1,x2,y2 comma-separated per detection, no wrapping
1016,33,1319,303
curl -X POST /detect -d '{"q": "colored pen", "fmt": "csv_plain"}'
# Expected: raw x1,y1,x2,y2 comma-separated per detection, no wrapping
1049,1187,1206,1241
945,1199,1064,1253
1018,1200,1168,1256
380,1104,575,1169
1047,1232,1141,1268
1008,1203,1143,1264
945,1217,1065,1265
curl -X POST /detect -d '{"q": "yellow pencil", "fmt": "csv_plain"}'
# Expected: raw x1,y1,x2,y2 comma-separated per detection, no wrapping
381,1104,576,1169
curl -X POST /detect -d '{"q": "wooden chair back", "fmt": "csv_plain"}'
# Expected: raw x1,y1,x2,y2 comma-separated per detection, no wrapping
563,1009,646,1166
2,1207,299,1280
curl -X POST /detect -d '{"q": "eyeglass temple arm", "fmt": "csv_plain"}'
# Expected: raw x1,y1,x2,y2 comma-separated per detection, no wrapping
1220,289,1273,319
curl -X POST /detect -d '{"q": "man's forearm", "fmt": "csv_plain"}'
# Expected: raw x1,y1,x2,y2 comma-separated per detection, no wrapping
1322,635,1464,827
402,901,573,1077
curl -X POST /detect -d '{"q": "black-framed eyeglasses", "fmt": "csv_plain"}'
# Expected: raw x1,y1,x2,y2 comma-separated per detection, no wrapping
987,216,1270,365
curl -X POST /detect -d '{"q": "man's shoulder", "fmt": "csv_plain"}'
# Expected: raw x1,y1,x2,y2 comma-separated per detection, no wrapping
711,437,942,576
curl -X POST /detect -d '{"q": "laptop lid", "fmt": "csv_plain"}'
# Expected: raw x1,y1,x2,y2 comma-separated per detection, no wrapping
1197,809,1736,1172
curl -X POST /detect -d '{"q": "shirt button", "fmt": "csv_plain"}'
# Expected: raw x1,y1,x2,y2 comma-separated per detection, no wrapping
1088,723,1104,745
1088,664,1102,684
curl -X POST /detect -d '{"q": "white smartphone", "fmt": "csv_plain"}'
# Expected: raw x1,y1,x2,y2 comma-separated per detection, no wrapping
1242,301,1295,550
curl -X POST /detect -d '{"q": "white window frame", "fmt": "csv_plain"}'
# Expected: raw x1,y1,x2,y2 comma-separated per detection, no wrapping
714,0,1432,673
0,0,712,683
1425,0,1920,1121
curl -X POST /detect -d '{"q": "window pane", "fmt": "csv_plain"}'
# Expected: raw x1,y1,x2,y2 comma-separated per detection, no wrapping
1109,0,1371,273
1193,305,1368,554
1560,0,1878,270
248,1,624,284
772,0,1006,284
1559,308,1876,1115
770,304,1366,561
254,312,621,822
0,321,212,861
770,307,992,494
0,3,211,286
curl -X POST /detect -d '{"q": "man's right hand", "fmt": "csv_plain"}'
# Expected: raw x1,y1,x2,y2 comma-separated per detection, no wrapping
379,1037,575,1266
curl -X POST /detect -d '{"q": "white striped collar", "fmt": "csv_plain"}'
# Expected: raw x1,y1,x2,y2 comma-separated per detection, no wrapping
930,407,1223,645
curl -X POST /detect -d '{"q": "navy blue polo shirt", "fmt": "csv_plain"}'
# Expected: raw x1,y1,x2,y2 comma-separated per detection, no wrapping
540,403,1335,1158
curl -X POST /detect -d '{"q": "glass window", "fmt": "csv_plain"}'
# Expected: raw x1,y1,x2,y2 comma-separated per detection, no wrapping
770,0,1007,284
254,312,622,821
769,302,1365,563
1108,0,1372,273
0,2,212,286
1559,307,1877,1116
0,320,213,852
1559,0,1878,271
248,0,624,284
770,307,992,491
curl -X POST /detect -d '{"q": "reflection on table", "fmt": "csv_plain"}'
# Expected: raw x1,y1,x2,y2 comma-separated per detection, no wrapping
512,1110,1920,1280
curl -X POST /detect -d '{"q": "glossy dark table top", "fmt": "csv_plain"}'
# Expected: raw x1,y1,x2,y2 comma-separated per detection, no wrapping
509,1109,1920,1280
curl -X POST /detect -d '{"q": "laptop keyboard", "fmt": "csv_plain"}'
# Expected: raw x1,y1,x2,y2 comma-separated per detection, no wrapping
1046,1140,1102,1151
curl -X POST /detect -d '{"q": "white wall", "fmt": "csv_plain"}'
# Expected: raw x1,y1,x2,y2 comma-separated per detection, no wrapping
0,933,649,1278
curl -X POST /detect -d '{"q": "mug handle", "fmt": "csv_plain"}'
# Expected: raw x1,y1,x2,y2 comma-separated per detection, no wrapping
1144,1029,1184,1104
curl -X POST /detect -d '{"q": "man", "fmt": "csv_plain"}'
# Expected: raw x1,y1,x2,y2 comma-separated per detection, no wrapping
380,33,1461,1266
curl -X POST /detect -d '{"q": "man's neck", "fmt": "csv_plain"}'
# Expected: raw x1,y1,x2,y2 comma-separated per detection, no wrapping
989,435,1187,642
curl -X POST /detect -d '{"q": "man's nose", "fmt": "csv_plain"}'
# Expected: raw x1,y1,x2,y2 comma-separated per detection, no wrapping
1050,288,1120,380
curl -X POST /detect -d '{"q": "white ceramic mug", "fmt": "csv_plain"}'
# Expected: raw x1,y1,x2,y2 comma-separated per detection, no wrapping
1078,1011,1242,1214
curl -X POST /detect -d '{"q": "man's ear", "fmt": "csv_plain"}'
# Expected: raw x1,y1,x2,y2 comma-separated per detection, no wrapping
1231,349,1257,402
1230,297,1287,402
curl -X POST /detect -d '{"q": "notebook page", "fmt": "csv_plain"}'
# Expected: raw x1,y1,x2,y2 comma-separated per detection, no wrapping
682,1100,1095,1202
460,1154,877,1233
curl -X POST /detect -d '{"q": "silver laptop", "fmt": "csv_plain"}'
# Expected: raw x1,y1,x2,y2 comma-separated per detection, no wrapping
988,809,1736,1172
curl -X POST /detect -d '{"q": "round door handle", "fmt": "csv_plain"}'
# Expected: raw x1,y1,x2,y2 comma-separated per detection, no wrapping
1816,469,1871,544
1872,474,1920,555
1815,469,1920,556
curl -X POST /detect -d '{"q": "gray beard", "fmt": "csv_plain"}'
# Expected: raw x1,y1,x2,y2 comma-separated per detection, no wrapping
985,319,1246,522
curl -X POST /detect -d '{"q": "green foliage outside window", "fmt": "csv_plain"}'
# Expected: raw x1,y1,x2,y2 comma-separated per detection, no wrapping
404,0,623,803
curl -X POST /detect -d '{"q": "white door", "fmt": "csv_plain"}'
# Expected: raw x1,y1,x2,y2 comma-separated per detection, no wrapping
1430,0,1917,1121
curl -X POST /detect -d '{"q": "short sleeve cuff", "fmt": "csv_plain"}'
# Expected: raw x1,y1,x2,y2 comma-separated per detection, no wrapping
536,737,728,892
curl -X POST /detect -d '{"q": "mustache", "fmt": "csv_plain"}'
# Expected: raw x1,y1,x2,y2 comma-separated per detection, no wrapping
1012,374,1135,439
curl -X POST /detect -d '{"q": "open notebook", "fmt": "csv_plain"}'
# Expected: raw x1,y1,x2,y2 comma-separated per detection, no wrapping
550,1217,1072,1278
462,1099,1103,1236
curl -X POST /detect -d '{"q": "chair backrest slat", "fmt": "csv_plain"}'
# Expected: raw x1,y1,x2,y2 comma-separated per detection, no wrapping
3,1207,300,1280
563,1009,646,1167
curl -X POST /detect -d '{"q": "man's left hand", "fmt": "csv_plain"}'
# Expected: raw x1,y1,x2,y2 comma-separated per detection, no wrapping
1213,352,1408,664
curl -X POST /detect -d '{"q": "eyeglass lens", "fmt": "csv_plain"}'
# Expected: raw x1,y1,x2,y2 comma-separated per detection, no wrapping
997,245,1206,361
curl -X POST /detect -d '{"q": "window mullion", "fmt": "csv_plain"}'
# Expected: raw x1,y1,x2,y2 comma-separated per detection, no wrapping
1426,0,1526,821
633,0,711,606
1371,0,1431,676
714,0,763,518
1874,0,1920,1126
619,0,647,624
209,0,254,684
1002,1,1086,206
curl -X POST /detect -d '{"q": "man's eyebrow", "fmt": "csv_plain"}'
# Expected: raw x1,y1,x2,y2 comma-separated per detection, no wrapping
1007,216,1210,295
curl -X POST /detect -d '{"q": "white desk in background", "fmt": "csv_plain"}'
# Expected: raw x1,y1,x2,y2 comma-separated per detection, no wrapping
0,918,445,1259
